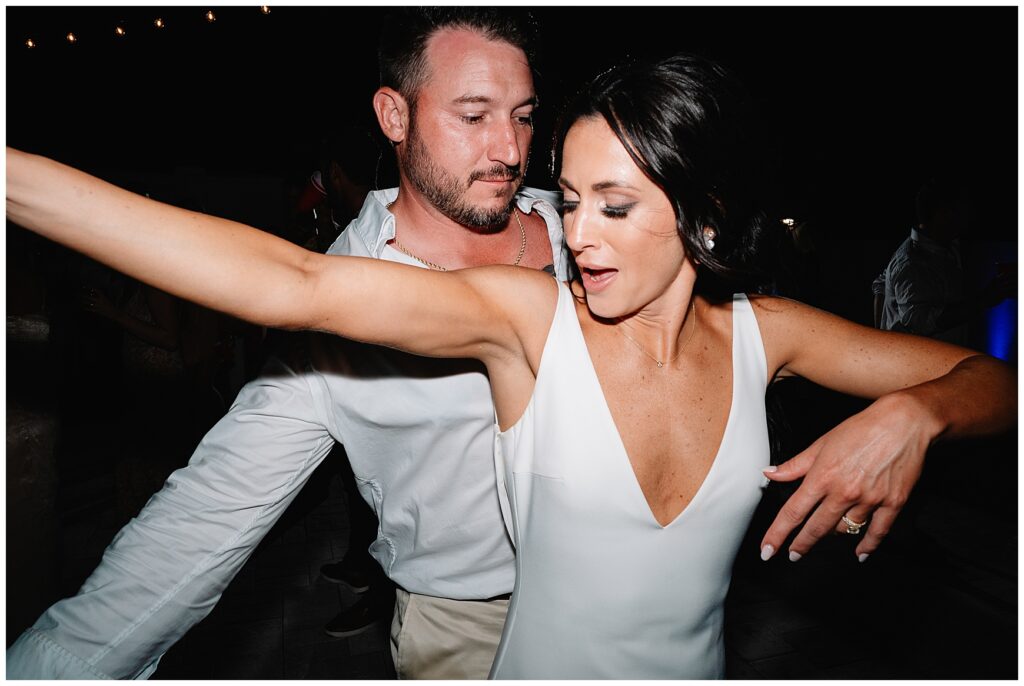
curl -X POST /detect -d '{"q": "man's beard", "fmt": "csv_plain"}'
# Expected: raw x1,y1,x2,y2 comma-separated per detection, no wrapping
403,123,523,232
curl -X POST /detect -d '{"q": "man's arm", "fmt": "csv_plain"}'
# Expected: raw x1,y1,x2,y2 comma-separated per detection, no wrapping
7,359,337,679
872,293,884,329
870,271,886,329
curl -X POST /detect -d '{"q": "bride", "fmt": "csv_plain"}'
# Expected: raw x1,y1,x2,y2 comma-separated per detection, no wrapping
7,54,1014,678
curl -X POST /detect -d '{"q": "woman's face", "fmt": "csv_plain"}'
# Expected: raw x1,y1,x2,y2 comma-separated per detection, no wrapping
560,116,691,319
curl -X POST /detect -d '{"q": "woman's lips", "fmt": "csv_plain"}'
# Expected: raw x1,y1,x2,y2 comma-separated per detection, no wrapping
580,267,618,293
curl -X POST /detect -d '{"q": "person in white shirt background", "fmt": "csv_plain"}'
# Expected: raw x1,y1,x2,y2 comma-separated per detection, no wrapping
872,177,1015,345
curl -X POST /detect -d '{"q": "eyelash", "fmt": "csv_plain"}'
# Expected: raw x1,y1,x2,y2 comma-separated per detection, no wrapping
561,201,635,219
459,115,534,126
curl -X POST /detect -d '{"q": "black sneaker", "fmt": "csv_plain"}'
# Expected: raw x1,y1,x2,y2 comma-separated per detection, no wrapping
320,560,372,593
323,595,384,638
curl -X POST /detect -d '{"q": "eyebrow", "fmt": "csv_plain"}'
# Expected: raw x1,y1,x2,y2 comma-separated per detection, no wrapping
558,178,640,192
452,94,539,109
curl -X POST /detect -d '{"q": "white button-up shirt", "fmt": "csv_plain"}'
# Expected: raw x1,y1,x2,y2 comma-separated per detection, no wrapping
7,187,568,679
318,188,568,597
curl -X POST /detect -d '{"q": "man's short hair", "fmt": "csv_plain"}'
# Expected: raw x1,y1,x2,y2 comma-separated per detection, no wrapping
378,8,540,108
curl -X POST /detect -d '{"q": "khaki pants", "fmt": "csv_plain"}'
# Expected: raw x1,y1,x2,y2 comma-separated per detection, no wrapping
390,588,510,679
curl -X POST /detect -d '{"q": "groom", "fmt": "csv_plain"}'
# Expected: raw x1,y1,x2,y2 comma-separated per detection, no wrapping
7,6,928,680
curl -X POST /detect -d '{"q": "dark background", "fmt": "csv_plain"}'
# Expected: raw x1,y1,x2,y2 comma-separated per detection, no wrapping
6,6,1017,234
8,6,1018,330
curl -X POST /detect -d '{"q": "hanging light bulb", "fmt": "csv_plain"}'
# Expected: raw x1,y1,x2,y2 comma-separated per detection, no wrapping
154,17,165,29
115,24,127,37
25,38,36,48
205,10,216,23
66,32,77,43
260,6,271,14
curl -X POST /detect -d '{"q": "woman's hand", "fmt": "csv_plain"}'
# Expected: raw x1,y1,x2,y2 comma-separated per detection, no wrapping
752,297,1015,563
759,392,939,562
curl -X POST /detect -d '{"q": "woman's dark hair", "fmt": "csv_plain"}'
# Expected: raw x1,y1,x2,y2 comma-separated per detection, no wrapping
378,8,541,108
553,53,777,297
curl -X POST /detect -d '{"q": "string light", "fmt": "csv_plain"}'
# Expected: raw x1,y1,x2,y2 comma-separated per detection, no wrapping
25,9,277,51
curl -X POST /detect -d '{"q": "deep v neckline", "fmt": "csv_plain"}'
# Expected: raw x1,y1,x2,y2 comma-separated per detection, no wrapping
573,299,737,529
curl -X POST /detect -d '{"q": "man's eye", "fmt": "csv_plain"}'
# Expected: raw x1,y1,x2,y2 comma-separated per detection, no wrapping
515,114,534,126
460,115,484,125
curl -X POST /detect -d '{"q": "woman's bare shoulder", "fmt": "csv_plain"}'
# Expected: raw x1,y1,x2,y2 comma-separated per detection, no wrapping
746,293,836,332
460,264,561,345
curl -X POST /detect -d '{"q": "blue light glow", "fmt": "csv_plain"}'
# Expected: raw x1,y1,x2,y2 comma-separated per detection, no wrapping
985,299,1016,362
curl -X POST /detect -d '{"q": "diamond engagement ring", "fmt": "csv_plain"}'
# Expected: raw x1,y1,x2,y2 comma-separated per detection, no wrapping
841,515,866,535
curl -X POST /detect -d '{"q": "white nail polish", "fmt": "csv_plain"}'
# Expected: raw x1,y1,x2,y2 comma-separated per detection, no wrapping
858,553,869,563
762,465,778,474
760,544,775,561
788,550,802,562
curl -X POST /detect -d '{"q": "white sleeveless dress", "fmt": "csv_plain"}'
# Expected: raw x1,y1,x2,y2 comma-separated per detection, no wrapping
491,281,770,679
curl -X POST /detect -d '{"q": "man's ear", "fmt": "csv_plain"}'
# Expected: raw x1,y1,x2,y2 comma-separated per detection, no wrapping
373,87,410,145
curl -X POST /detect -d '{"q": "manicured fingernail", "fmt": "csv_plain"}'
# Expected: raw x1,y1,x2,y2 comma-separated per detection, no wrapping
788,550,802,562
762,466,778,474
760,544,775,561
858,553,869,563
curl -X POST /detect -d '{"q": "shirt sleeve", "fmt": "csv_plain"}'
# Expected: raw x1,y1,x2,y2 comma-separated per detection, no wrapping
870,269,887,296
887,259,948,336
6,357,337,679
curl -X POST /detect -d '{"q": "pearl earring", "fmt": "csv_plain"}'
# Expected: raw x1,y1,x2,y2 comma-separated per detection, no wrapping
703,228,716,250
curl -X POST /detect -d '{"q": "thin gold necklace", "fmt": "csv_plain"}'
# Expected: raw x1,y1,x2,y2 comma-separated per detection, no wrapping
386,201,526,272
616,300,698,369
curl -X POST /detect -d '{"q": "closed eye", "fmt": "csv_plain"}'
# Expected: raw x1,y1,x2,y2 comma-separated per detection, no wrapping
602,203,636,219
560,201,635,219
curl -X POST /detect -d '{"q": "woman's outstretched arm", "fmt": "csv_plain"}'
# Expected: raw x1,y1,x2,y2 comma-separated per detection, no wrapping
751,295,1015,561
5,148,545,362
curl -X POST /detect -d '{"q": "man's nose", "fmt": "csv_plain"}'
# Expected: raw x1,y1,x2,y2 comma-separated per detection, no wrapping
488,120,522,168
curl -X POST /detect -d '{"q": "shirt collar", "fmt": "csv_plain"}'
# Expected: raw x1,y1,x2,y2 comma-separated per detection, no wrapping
352,187,563,262
348,189,400,259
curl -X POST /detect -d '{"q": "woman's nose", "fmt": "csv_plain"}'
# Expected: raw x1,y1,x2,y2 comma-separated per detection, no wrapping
564,208,597,253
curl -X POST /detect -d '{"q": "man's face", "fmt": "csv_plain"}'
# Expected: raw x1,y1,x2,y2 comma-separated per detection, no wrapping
400,28,536,230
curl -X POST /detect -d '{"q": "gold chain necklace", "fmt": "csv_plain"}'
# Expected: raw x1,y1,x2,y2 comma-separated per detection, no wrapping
616,301,698,369
386,201,526,272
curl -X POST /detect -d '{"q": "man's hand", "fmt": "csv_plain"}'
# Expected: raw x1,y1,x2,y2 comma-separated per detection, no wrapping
759,393,938,563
